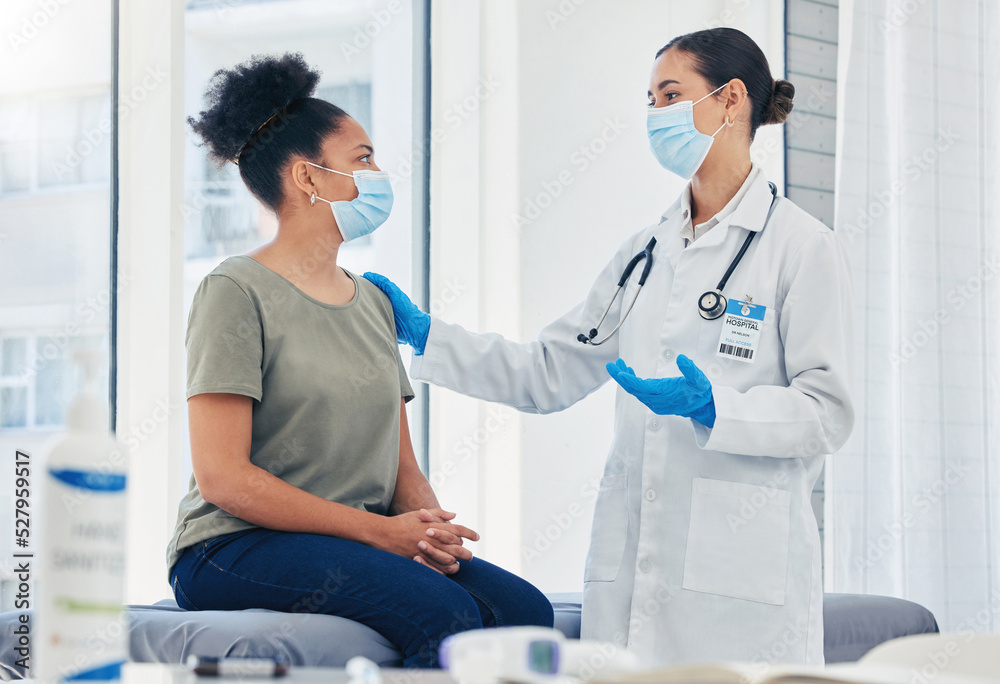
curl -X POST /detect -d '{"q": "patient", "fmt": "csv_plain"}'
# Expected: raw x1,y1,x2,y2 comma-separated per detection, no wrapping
165,52,553,668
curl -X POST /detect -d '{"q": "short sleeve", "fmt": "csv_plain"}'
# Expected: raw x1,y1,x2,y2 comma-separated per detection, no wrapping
185,274,263,401
397,348,415,402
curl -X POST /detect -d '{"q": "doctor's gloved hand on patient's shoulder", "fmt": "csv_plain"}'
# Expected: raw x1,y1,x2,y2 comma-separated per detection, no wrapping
362,272,431,355
606,354,717,428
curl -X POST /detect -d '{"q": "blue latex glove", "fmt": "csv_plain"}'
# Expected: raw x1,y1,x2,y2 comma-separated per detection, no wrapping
362,272,431,355
606,354,716,427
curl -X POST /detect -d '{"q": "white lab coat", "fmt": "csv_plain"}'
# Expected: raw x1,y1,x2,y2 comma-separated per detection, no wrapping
410,169,854,667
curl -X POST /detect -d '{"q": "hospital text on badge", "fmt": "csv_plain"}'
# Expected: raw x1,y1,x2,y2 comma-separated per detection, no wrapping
716,299,765,363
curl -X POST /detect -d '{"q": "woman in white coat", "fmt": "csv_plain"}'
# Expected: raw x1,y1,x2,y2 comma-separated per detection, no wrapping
365,27,854,667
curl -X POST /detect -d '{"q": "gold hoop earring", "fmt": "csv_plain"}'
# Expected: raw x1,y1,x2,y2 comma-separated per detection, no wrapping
725,116,735,127
310,192,316,206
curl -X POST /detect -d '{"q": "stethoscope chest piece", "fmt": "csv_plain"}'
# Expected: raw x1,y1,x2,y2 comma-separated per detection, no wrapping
696,181,779,323
698,289,727,320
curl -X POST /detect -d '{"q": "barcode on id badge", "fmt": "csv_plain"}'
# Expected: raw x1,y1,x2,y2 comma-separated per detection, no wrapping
719,343,754,360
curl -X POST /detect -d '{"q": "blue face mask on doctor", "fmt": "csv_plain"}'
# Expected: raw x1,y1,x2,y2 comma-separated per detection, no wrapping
306,161,394,242
647,82,733,179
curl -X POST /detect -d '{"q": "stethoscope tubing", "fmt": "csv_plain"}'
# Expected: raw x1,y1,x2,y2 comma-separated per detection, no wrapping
580,237,656,346
580,182,780,343
697,182,780,320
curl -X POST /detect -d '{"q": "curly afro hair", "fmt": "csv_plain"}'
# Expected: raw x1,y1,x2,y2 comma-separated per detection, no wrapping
187,52,350,212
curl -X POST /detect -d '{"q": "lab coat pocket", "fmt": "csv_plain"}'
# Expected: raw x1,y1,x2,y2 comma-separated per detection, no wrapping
681,477,790,604
584,473,629,583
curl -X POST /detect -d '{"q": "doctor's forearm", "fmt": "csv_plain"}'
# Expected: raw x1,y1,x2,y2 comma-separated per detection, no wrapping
698,383,854,457
414,317,614,414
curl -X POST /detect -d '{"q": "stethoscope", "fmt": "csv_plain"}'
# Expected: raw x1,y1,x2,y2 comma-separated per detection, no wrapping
578,182,779,346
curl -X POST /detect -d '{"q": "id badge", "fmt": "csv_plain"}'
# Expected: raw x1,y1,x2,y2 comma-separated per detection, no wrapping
716,299,765,363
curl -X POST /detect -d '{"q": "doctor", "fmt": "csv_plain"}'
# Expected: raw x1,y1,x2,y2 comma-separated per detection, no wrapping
365,27,853,666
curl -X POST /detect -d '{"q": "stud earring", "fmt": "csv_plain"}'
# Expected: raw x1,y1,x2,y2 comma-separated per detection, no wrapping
310,192,316,206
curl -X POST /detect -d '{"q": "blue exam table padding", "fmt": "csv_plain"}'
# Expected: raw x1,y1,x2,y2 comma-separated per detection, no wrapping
0,592,938,680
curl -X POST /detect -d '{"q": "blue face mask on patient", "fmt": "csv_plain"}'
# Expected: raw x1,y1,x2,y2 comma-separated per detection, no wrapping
647,82,731,179
306,162,394,242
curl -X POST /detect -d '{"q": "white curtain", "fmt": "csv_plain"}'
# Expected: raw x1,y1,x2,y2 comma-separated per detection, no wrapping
827,0,1000,631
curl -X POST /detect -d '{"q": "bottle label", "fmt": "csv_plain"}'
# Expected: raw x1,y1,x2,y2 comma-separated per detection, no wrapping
49,469,126,492
37,468,127,682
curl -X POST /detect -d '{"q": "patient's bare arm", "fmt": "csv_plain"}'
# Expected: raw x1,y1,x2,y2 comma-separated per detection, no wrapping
188,392,473,573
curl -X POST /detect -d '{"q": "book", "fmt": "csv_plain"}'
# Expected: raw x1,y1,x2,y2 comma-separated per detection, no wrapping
593,633,1000,684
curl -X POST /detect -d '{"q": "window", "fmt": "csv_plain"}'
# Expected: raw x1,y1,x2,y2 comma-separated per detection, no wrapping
0,3,115,434
0,0,114,610
0,101,31,194
0,94,112,195
0,333,108,431
0,338,28,429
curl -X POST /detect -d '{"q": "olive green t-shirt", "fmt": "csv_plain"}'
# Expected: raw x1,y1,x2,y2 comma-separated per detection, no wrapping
165,256,414,576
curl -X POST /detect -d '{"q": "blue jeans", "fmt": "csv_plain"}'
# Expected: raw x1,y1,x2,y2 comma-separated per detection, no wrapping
169,528,554,668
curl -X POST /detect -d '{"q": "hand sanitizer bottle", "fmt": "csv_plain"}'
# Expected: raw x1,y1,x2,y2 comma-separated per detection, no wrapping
36,349,127,682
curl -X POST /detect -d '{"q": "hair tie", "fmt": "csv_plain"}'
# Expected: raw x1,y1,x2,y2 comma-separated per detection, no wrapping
764,79,778,110
232,99,296,165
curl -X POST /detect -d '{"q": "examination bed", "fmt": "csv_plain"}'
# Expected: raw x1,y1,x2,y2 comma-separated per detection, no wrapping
0,592,937,679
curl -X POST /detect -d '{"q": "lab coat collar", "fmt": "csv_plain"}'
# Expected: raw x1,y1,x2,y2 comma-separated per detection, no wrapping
657,162,773,268
658,161,767,223
726,163,774,234
659,162,772,232
658,194,684,226
678,164,760,244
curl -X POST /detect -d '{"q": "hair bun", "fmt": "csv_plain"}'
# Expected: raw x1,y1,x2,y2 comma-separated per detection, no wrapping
763,79,795,125
188,52,321,165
